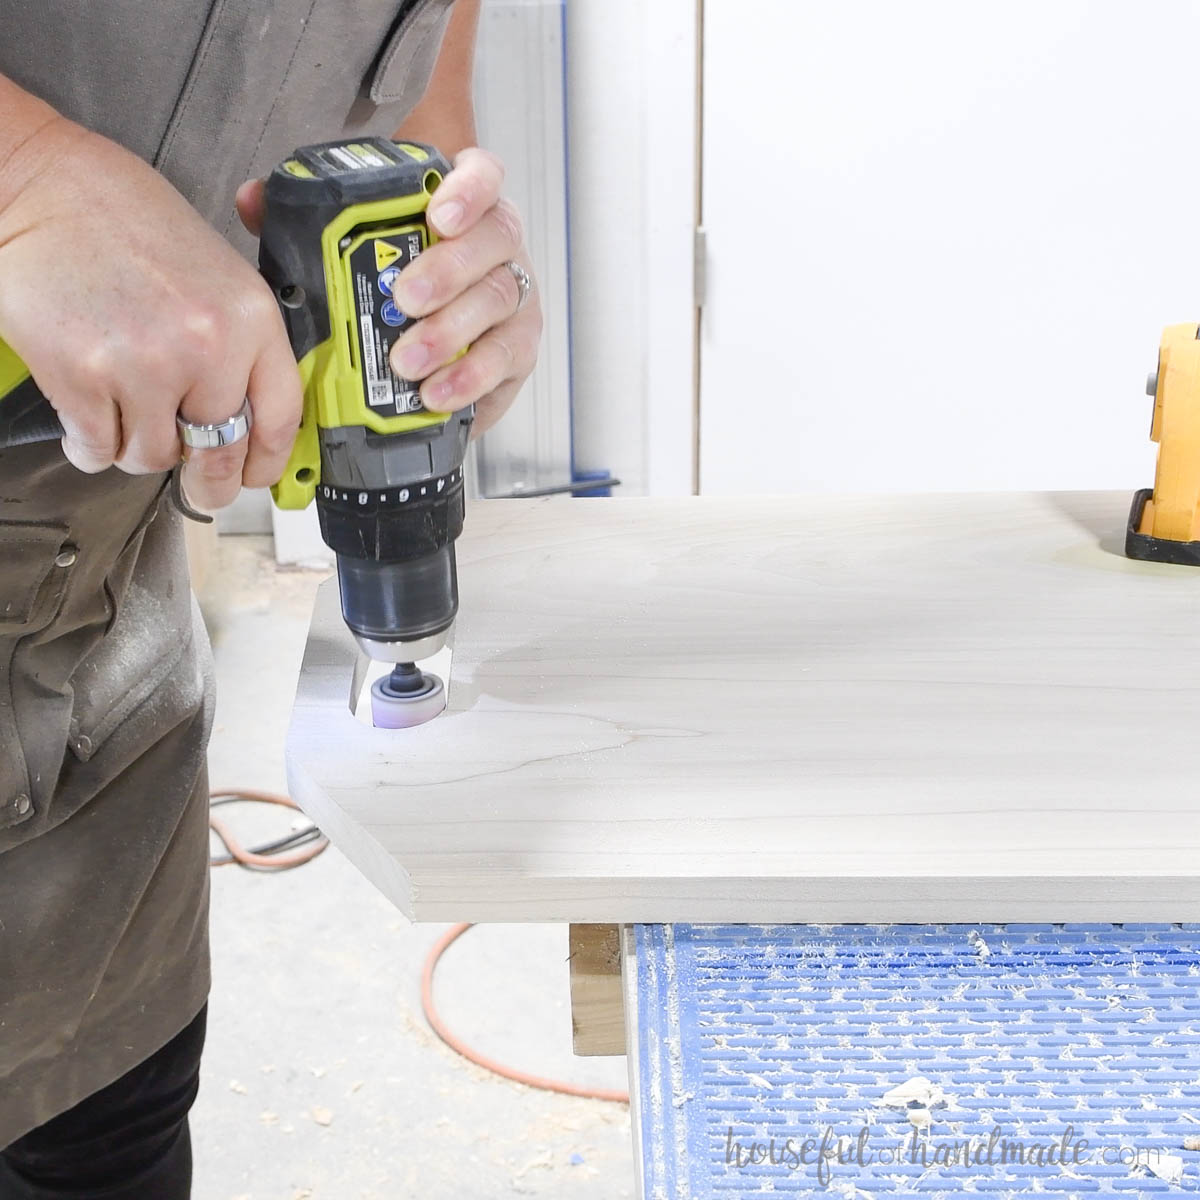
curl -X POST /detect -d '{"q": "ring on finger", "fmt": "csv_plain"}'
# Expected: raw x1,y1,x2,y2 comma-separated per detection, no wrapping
177,397,253,450
501,260,532,313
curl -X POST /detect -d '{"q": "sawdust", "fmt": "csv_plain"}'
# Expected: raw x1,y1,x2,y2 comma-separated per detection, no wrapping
511,1149,554,1180
906,1106,933,1133
876,1076,951,1111
1141,1153,1185,1185
967,929,991,959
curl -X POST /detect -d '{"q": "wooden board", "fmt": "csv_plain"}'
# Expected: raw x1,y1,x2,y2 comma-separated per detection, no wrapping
285,491,1200,922
569,924,625,1056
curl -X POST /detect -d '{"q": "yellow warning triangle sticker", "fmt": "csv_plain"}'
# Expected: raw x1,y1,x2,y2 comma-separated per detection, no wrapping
375,240,402,271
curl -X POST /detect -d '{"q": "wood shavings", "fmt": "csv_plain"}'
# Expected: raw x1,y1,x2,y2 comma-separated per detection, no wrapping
906,1106,932,1132
1142,1154,1184,1185
876,1076,950,1110
511,1149,554,1180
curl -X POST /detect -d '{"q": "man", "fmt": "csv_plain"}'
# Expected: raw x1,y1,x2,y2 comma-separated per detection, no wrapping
0,1,541,1194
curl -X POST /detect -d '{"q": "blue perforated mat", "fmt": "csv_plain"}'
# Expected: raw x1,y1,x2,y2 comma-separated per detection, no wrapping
632,923,1200,1197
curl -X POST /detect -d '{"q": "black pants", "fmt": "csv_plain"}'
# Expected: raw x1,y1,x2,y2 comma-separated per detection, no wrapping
0,1005,206,1200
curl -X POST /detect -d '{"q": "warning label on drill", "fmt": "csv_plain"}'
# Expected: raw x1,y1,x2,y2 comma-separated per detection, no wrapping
346,226,427,417
374,240,403,271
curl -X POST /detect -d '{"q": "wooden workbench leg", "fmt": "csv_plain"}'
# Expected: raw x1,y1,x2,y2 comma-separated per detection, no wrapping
569,923,626,1056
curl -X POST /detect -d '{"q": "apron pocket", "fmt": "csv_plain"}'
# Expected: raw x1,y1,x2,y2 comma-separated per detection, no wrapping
67,495,200,763
0,521,73,826
0,521,73,637
67,593,192,762
367,0,455,105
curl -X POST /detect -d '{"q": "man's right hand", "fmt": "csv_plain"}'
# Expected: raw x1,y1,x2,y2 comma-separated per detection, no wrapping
0,95,301,511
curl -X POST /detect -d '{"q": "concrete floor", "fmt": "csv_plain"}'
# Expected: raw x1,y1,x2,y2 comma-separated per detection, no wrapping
192,536,635,1200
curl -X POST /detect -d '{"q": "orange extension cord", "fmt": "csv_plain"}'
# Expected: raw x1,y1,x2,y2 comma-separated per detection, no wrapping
209,792,629,1104
421,923,630,1104
208,788,329,869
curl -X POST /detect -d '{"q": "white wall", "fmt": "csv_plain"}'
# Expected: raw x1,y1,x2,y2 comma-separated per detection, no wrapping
565,0,698,496
699,1,1200,495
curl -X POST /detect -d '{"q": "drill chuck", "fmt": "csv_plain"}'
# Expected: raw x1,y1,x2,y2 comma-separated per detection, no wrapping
336,546,457,662
315,412,473,662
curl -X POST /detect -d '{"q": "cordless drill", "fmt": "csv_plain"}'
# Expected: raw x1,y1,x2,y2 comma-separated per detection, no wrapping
0,137,472,722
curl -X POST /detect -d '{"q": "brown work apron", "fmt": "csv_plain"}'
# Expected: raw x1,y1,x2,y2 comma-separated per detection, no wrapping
0,0,454,1145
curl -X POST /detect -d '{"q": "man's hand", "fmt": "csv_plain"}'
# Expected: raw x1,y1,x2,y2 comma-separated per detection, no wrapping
0,118,301,510
238,147,540,438
388,148,541,436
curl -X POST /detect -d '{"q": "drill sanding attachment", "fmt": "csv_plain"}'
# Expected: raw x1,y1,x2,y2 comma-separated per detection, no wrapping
370,662,446,729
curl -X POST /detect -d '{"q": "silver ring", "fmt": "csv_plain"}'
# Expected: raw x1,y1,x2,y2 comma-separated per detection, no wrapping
176,397,253,450
502,260,532,313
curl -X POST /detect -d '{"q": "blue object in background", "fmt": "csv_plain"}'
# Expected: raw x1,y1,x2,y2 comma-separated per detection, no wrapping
571,468,615,498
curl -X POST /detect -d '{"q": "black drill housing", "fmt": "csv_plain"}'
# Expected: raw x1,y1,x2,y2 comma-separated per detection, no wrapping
316,413,472,649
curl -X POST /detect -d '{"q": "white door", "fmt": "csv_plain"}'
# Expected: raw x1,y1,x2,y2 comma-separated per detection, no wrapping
699,1,1200,494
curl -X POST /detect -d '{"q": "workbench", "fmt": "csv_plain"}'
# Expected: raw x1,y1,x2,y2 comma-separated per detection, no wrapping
286,491,1200,1196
